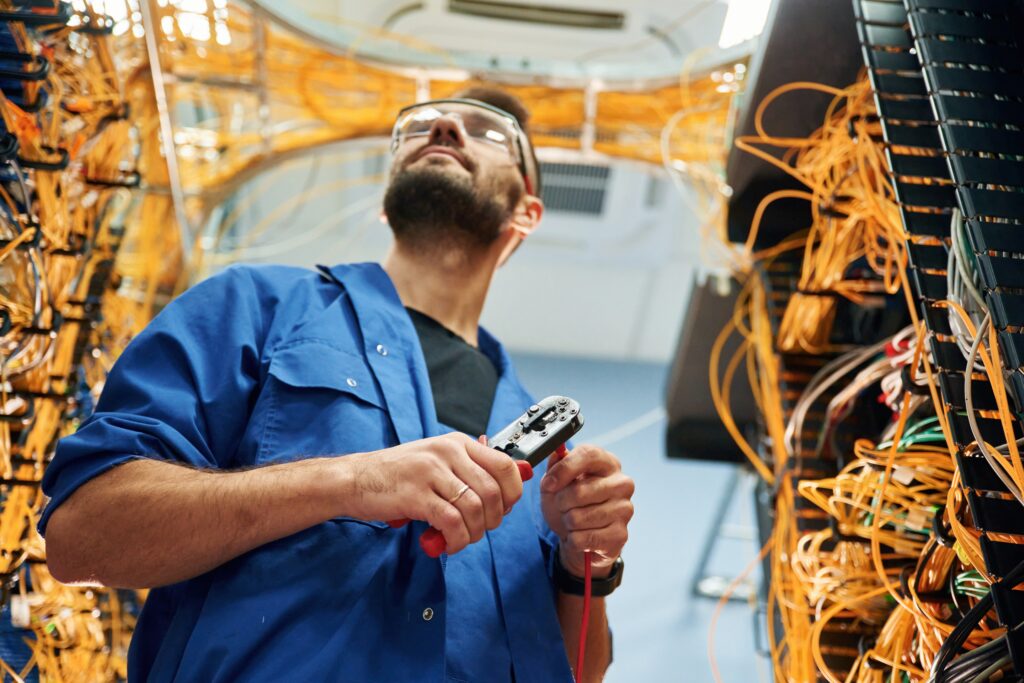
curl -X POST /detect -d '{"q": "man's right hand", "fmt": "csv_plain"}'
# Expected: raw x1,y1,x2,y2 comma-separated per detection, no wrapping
45,433,526,588
340,433,525,555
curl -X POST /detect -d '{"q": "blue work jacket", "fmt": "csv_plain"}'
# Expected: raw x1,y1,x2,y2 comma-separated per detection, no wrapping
40,262,573,682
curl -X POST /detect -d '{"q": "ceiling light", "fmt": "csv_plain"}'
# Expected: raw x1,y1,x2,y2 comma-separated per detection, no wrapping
718,0,773,49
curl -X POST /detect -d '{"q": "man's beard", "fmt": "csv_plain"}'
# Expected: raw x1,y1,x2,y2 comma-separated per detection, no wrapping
383,165,518,253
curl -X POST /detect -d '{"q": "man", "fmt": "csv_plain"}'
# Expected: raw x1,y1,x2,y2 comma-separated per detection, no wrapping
41,87,635,682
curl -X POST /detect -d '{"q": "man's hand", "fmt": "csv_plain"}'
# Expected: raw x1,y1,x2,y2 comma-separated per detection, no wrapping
540,445,634,578
343,433,524,555
45,433,525,588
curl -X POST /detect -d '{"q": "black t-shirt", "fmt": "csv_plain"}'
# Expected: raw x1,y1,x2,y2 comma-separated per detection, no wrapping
406,307,498,437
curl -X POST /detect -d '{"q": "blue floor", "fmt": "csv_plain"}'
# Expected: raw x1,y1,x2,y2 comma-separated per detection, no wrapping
512,353,764,683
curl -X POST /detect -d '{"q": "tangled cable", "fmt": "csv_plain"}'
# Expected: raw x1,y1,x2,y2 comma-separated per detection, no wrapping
710,74,1022,683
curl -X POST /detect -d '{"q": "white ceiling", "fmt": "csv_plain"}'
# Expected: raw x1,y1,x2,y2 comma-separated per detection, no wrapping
273,0,733,80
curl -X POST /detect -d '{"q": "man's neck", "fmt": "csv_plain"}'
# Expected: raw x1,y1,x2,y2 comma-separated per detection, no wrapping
382,240,497,347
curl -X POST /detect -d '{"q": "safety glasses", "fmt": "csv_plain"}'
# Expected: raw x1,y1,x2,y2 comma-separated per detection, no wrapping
390,98,538,196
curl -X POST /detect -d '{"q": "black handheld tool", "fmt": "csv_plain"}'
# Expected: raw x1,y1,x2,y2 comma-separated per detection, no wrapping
391,395,584,557
488,395,584,466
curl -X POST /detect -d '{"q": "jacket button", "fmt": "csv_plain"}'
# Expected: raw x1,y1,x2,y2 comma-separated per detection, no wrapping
422,607,434,621
376,344,388,356
346,377,357,388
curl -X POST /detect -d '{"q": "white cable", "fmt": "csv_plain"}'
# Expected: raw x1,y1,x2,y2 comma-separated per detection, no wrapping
784,337,894,458
964,314,1024,506
948,208,987,370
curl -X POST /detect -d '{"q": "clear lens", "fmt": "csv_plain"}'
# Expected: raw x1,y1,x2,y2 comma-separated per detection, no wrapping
393,102,517,159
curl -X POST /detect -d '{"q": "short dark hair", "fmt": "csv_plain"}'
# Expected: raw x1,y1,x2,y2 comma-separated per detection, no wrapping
453,86,542,198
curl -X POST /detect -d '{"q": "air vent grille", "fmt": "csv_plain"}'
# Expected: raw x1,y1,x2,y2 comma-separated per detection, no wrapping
448,1,625,30
539,162,611,215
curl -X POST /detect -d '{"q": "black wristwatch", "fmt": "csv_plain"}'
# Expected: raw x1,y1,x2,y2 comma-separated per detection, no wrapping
553,553,624,597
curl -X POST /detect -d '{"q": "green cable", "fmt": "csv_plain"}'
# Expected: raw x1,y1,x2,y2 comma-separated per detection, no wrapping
875,429,946,451
904,416,940,438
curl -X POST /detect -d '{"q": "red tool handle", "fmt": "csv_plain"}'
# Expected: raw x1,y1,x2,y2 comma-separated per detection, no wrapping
388,459,539,558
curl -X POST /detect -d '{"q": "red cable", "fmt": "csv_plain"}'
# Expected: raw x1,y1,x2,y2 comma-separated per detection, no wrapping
575,550,592,682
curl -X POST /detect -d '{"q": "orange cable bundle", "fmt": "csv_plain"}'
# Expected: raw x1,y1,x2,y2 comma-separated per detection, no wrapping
708,63,1024,680
0,2,144,679
734,78,907,354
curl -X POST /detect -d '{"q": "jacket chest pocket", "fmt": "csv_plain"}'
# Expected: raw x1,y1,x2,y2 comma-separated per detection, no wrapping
257,341,398,463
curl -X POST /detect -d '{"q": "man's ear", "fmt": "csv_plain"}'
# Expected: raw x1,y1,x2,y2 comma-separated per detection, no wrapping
508,194,544,237
379,210,389,225
496,195,544,268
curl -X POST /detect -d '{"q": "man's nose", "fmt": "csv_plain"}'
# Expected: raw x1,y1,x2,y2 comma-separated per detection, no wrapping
429,115,465,146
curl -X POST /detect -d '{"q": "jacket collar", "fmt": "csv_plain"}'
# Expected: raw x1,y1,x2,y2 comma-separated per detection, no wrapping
316,262,530,442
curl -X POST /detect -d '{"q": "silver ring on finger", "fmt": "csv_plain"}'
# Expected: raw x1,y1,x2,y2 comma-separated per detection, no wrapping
448,483,471,504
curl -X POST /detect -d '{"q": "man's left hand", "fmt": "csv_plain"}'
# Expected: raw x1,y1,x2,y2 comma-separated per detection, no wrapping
540,445,634,579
